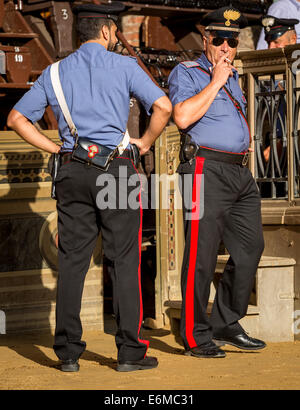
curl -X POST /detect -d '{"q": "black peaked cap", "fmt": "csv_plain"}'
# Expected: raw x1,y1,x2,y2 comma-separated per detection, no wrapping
262,15,299,42
73,2,126,22
201,6,248,33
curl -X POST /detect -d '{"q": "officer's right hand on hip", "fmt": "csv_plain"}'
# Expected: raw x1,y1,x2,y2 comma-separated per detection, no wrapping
130,137,151,156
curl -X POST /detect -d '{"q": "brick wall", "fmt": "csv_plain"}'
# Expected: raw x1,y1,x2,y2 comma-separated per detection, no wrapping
121,15,259,51
121,15,144,47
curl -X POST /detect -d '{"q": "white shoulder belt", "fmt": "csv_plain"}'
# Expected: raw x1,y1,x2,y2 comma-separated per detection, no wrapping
50,61,130,154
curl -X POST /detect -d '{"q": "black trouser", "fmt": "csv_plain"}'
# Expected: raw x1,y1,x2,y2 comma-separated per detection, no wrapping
178,157,264,350
53,157,149,362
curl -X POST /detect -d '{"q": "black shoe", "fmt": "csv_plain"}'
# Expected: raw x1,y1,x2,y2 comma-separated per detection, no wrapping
184,341,226,358
60,359,80,372
117,356,158,372
213,333,266,351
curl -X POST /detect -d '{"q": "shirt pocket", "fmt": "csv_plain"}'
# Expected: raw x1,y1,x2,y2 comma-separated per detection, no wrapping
206,94,232,117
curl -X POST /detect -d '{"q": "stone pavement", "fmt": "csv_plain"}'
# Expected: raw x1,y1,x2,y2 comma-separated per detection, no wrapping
0,316,299,390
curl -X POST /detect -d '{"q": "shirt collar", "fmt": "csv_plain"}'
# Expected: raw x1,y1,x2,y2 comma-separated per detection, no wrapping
198,53,213,70
80,42,106,52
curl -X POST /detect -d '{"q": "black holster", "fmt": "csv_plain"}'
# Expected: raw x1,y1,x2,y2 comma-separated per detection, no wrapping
48,152,60,200
179,132,198,163
131,143,140,168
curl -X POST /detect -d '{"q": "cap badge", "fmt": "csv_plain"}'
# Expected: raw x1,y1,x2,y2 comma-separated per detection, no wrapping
223,9,241,27
262,17,275,29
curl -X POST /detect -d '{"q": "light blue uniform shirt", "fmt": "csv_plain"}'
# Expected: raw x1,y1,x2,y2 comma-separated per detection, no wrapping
256,0,300,50
14,43,165,151
168,53,249,153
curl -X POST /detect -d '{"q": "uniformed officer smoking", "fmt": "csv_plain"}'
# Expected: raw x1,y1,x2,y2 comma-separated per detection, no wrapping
7,2,171,372
168,6,266,358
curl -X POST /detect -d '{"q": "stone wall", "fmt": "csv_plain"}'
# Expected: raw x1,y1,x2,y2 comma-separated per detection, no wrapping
0,131,103,334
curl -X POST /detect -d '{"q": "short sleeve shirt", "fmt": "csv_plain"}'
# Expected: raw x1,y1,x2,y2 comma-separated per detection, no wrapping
168,53,250,153
14,43,165,151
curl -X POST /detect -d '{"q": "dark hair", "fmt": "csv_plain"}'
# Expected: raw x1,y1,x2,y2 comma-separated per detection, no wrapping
76,17,114,43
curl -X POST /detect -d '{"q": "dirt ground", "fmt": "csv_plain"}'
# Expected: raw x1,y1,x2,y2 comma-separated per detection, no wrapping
0,319,300,391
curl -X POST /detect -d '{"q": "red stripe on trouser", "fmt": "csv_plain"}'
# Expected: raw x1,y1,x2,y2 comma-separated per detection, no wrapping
136,171,149,356
185,157,205,348
121,159,149,355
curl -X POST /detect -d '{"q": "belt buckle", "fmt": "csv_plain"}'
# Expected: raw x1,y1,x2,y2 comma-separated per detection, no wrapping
242,152,249,166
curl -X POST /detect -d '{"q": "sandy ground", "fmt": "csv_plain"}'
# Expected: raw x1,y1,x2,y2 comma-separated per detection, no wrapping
0,319,300,391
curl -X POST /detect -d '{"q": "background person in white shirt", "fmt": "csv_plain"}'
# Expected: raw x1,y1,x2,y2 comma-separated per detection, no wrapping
256,0,300,49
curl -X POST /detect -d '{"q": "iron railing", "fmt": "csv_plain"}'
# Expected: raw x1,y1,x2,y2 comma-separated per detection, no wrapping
237,45,300,202
254,75,288,199
117,45,202,88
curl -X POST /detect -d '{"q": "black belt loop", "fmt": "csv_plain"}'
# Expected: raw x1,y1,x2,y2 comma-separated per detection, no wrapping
242,152,249,166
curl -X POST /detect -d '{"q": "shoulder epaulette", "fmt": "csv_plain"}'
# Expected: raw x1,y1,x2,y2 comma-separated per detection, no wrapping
180,61,201,68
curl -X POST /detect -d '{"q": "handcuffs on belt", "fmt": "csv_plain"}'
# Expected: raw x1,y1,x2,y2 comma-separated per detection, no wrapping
48,152,60,200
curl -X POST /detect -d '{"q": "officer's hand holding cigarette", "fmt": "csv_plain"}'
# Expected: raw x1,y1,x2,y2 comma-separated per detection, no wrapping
211,51,235,88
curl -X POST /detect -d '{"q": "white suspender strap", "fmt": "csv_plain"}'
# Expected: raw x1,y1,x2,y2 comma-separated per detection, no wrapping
117,129,130,155
50,60,130,154
50,61,78,138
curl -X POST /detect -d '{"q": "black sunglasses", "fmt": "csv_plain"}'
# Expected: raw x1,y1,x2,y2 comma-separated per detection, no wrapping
211,37,239,48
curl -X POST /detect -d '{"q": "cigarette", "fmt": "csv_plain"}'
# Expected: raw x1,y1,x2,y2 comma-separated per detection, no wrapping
225,57,231,64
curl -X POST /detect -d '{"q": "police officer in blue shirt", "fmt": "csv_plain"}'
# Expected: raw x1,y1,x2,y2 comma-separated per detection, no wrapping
7,2,171,372
256,0,300,50
262,15,299,49
168,6,266,358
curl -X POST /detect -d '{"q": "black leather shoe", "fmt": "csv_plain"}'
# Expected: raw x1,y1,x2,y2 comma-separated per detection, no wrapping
60,359,80,372
213,333,266,351
117,356,158,372
184,341,226,358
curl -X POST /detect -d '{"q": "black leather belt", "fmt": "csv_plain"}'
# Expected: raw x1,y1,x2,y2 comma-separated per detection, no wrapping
60,149,133,166
196,147,249,166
